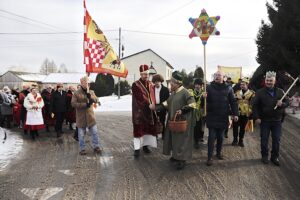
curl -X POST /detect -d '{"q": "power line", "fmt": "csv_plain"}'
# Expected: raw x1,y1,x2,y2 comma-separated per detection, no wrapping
0,29,253,40
0,30,118,35
123,30,253,40
0,14,56,30
0,9,66,31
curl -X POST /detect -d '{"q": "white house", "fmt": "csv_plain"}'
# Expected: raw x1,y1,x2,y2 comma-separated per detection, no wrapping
121,49,174,86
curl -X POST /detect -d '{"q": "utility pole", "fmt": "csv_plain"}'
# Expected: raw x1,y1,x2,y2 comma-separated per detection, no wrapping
118,27,121,100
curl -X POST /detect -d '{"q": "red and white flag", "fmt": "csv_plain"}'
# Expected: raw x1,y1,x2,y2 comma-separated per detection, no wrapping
84,0,128,78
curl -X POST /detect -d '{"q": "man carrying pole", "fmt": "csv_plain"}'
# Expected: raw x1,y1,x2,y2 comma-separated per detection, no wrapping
252,71,289,166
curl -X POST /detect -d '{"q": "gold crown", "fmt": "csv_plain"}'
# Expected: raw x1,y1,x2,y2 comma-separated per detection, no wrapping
266,71,276,78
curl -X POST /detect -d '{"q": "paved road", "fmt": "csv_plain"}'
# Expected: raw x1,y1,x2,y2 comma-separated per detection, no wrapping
0,111,299,200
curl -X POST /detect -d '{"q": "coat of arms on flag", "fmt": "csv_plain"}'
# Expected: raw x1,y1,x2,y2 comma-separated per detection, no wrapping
84,0,128,78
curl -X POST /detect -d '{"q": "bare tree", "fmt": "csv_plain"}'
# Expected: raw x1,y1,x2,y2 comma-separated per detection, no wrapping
39,58,57,74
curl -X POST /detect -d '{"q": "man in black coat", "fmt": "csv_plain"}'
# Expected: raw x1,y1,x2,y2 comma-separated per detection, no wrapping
51,83,67,137
152,74,170,140
252,71,288,166
204,71,239,166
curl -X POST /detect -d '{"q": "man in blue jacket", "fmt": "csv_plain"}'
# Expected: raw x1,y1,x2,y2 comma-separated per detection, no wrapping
252,71,288,166
204,71,239,166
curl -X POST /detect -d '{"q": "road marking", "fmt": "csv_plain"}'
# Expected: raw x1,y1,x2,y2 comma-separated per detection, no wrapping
86,156,96,160
40,187,63,200
100,156,113,167
20,187,63,200
58,170,75,176
20,188,39,199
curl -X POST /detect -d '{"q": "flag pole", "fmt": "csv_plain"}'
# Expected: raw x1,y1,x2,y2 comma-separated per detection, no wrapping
203,44,207,116
118,27,121,99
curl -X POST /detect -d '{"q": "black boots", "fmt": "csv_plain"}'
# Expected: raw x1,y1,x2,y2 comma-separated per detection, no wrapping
232,138,238,146
232,138,244,147
176,160,186,170
142,146,151,154
270,157,280,166
238,139,244,147
134,150,140,158
30,130,37,140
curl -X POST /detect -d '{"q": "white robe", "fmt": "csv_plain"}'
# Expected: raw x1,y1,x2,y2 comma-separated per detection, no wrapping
24,93,44,125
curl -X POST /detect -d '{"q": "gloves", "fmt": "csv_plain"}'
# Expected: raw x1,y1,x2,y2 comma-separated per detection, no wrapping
86,93,91,98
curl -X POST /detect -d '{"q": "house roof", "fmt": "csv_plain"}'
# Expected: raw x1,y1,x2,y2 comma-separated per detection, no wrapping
121,49,174,69
42,73,97,84
4,71,47,82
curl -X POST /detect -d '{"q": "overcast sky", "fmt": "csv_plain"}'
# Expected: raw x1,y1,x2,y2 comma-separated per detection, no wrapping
0,0,271,78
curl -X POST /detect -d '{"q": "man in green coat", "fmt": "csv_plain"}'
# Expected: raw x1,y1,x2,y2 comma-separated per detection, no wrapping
152,71,196,170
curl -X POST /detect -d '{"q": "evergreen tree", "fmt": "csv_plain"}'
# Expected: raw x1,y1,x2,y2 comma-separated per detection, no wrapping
92,74,115,97
114,80,131,96
255,0,300,78
194,66,204,80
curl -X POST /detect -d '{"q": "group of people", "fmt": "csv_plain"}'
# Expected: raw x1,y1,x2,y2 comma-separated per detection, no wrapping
0,76,102,155
131,65,289,170
0,66,296,167
0,84,76,139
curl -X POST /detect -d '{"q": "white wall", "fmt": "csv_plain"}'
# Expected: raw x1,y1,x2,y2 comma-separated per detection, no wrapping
121,50,173,86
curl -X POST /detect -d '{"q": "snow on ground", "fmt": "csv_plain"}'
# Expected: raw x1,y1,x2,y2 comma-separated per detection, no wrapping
0,129,23,172
96,95,132,112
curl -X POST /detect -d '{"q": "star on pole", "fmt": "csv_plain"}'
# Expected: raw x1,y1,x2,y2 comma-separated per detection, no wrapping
189,9,220,45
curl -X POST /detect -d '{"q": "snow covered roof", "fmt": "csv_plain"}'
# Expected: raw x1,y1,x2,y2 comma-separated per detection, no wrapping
18,74,47,82
42,73,97,84
4,71,47,82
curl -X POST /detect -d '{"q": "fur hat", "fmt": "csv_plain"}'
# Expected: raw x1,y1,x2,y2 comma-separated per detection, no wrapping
3,86,10,92
152,74,164,83
139,64,149,74
171,71,183,84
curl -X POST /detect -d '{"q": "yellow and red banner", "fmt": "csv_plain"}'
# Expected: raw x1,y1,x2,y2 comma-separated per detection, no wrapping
84,0,128,78
218,66,242,83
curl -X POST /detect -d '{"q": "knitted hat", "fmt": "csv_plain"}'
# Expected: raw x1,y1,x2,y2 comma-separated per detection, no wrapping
194,78,203,85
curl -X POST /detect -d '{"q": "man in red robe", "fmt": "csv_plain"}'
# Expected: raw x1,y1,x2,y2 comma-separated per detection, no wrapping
132,64,157,157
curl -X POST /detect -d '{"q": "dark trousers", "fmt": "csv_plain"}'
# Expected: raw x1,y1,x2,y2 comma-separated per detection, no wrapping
0,115,12,128
260,121,282,159
194,118,204,141
208,128,225,159
55,112,65,133
232,115,248,141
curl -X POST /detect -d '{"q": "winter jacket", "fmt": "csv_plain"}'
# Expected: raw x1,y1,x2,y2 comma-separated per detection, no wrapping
0,92,13,115
71,87,98,128
252,87,288,122
51,90,67,113
206,81,238,129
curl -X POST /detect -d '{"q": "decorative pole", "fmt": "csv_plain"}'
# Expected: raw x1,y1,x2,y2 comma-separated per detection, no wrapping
189,9,220,116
